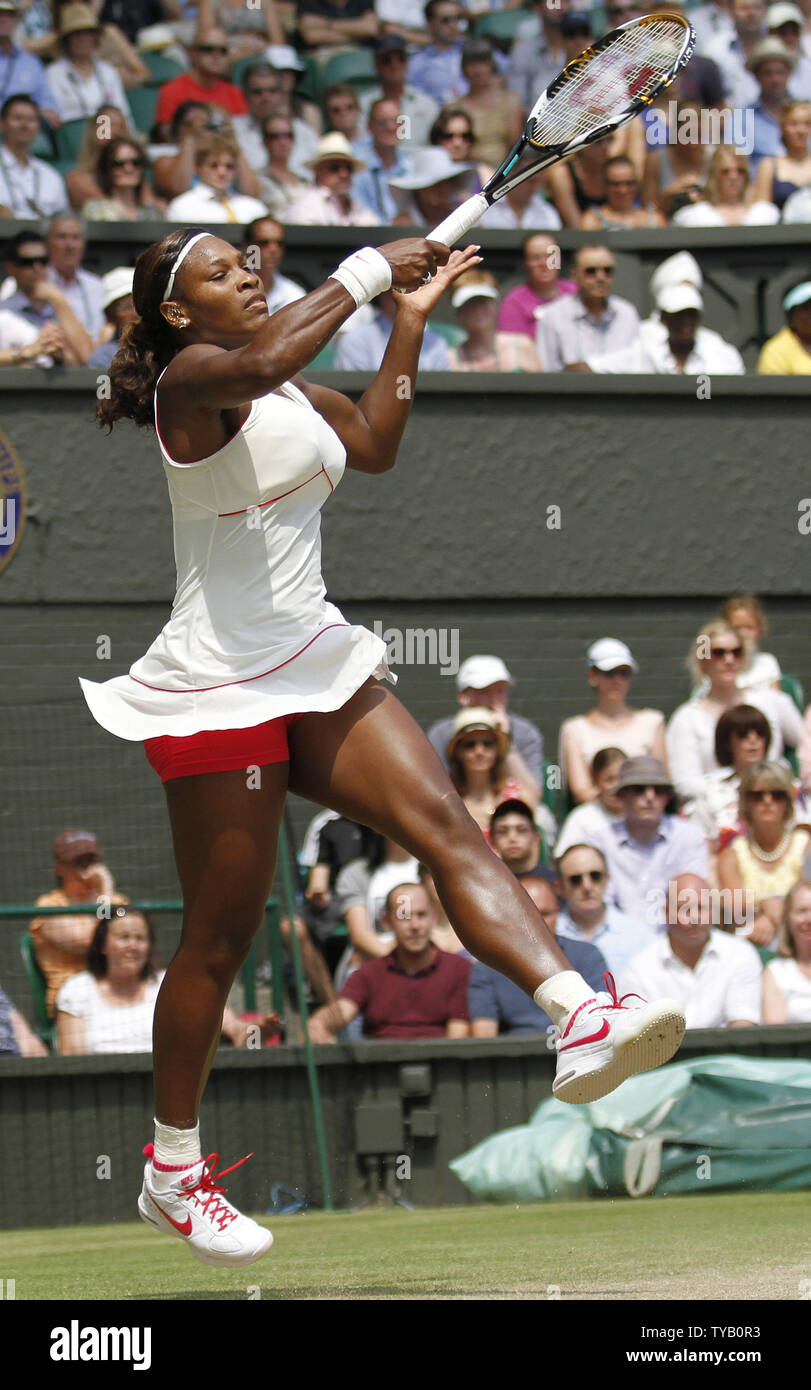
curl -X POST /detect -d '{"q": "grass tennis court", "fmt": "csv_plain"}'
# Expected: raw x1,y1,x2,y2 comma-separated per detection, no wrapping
5,1191,807,1301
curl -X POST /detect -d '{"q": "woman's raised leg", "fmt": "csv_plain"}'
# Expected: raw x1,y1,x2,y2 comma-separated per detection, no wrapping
288,680,572,996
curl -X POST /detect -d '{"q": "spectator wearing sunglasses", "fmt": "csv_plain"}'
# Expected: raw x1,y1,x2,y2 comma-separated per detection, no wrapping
555,843,651,980
717,761,811,947
256,115,312,218
447,707,538,841
620,874,762,1028
242,216,305,315
469,875,608,1036
685,704,773,854
82,137,164,220
2,227,91,363
233,62,318,179
154,24,247,143
283,132,378,224
580,155,665,229
536,245,640,372
582,758,709,928
359,35,439,150
558,638,667,806
666,619,803,801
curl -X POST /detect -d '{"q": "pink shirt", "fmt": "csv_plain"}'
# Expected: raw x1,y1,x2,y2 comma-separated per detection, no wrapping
498,281,577,340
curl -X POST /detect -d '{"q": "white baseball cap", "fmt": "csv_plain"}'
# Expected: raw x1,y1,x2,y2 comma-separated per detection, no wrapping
649,251,702,299
101,266,134,310
656,283,703,314
767,2,804,28
587,638,638,672
451,283,499,310
457,654,514,691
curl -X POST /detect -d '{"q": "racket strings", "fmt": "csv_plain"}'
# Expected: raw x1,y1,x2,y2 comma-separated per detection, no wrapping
529,17,688,147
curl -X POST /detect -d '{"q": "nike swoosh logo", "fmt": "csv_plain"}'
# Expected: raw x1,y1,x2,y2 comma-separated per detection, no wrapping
559,1018,611,1051
148,1191,192,1236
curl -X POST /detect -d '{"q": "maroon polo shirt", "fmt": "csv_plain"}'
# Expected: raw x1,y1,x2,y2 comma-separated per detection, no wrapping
340,947,471,1040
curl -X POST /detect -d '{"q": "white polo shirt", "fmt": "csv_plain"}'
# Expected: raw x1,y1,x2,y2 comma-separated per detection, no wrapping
620,928,762,1029
0,147,68,218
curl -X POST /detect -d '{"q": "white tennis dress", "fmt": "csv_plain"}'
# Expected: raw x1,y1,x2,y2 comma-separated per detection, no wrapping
79,377,391,741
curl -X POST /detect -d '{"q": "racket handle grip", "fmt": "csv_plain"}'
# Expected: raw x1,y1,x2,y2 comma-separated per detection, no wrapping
427,193,490,247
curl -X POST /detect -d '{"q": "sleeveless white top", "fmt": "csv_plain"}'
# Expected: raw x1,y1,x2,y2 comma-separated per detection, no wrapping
78,378,391,741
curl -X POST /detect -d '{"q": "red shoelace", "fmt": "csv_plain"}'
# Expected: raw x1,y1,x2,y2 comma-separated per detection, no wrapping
143,1145,255,1232
599,972,645,1010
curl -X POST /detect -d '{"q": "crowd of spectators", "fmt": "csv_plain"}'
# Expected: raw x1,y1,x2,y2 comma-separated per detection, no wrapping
0,0,809,370
7,589,810,1058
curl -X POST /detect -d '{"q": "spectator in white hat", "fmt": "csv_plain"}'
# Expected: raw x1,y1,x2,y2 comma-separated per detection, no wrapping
758,278,811,369
427,654,545,790
754,97,811,207
558,639,667,805
446,708,538,838
744,35,808,164
283,133,379,225
389,144,477,227
87,265,135,369
587,283,746,374
766,2,811,94
672,145,780,224
447,271,541,373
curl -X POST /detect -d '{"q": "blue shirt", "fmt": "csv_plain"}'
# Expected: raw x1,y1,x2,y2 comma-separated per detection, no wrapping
2,288,54,330
555,903,653,982
351,142,412,224
583,815,710,929
748,101,785,169
0,45,55,112
408,42,509,107
334,309,451,371
468,936,608,1036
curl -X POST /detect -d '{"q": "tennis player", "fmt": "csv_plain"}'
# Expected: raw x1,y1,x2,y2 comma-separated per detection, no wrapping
82,227,684,1267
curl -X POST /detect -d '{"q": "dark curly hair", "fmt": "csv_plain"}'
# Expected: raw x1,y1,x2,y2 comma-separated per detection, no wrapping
85,907,158,982
96,136,147,199
96,227,208,431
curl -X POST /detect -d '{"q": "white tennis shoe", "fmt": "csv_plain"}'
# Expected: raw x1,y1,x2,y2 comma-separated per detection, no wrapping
552,974,685,1105
138,1145,274,1267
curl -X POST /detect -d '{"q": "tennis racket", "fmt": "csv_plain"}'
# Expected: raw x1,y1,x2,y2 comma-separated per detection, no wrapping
428,12,695,246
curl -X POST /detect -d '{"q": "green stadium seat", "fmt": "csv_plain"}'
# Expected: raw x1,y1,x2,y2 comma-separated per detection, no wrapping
427,318,465,347
474,9,534,45
142,52,184,85
309,341,336,368
31,124,56,161
18,932,56,1051
321,49,377,93
780,672,805,714
128,86,159,136
53,117,87,163
295,55,321,103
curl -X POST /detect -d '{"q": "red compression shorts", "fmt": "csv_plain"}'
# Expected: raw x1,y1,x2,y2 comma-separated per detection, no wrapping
144,714,304,782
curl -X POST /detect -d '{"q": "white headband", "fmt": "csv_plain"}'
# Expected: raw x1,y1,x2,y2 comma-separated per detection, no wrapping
163,232,214,302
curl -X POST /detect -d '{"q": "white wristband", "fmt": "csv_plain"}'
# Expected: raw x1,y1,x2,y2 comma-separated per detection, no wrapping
329,247,392,308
